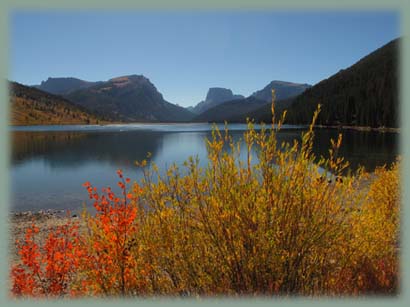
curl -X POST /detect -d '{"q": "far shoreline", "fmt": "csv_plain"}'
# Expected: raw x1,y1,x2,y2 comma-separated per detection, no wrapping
9,121,209,127
10,121,400,133
314,124,400,133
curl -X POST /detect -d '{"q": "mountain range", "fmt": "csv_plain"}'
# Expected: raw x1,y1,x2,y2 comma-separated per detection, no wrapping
10,38,398,128
28,76,311,124
198,38,399,128
191,81,310,122
35,75,194,122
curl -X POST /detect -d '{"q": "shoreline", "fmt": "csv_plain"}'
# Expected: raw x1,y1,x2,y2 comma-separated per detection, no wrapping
10,122,400,132
10,121,202,127
314,124,399,133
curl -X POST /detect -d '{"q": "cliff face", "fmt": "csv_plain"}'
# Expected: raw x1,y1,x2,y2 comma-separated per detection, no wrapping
192,87,244,114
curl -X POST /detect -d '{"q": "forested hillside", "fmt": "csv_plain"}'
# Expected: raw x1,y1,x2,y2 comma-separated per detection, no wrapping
284,39,399,128
10,82,106,125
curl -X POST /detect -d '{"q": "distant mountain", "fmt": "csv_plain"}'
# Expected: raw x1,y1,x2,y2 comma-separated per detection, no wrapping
65,75,194,122
191,81,311,122
193,96,267,122
251,81,311,102
10,81,105,125
284,38,399,128
226,97,296,123
192,87,244,114
34,77,101,95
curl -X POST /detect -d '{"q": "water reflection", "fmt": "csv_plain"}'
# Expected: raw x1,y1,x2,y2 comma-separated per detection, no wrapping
10,125,398,212
12,131,165,168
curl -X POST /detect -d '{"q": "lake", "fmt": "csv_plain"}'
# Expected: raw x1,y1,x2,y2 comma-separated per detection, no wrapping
10,123,399,212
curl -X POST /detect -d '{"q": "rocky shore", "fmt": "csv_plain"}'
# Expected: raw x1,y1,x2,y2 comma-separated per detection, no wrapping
9,209,83,263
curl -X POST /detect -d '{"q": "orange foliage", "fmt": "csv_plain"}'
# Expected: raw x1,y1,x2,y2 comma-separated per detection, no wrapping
74,170,149,296
11,221,81,297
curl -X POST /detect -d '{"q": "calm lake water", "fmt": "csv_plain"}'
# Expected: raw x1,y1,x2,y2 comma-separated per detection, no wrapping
10,123,399,212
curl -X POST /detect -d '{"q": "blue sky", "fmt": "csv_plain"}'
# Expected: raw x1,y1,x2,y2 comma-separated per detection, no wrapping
11,11,398,107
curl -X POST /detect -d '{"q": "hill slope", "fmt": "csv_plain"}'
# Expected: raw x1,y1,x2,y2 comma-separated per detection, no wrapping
251,81,311,102
65,75,194,122
193,96,267,122
10,82,105,125
226,97,296,123
284,39,399,128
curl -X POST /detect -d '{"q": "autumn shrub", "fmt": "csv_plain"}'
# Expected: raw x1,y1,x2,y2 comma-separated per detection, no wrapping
11,220,82,297
74,172,151,297
10,90,400,297
133,102,368,296
330,161,400,295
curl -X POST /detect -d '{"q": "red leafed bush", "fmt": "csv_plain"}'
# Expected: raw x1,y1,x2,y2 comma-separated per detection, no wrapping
11,221,82,297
